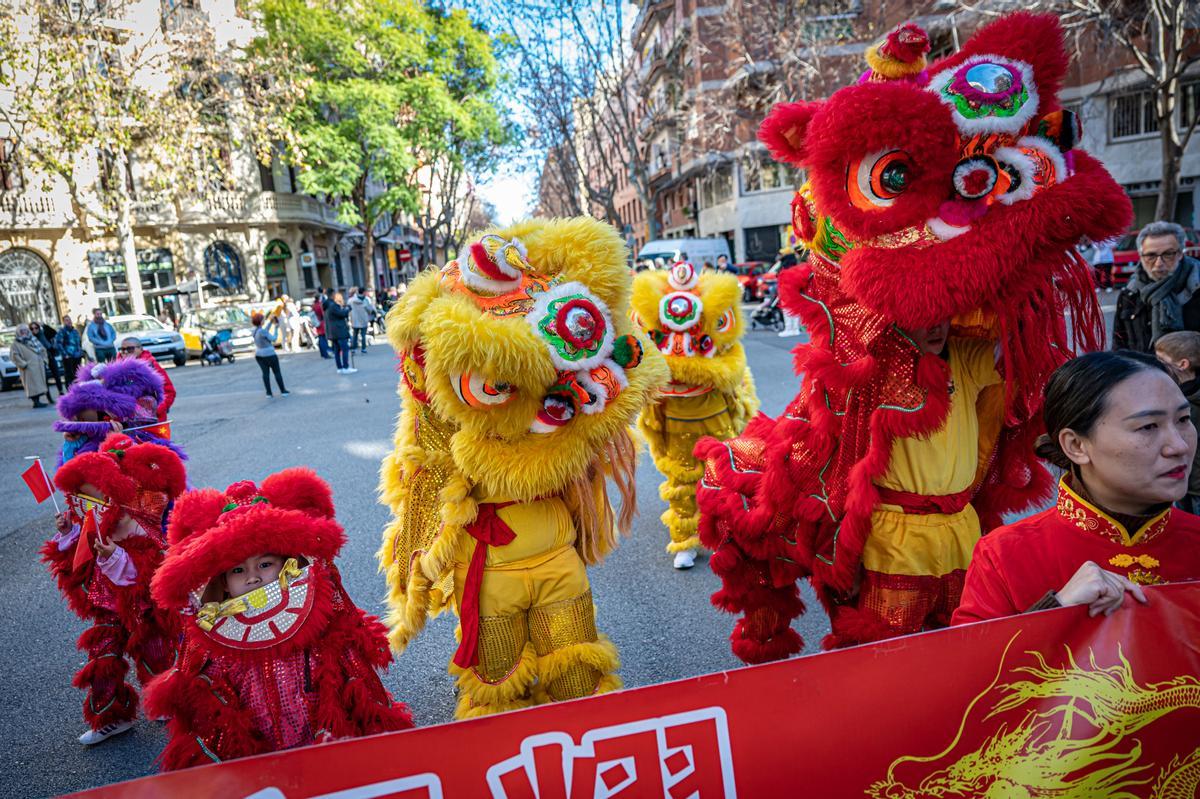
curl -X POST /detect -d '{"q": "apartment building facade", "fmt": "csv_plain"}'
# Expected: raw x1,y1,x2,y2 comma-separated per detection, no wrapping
0,0,417,329
611,0,1199,266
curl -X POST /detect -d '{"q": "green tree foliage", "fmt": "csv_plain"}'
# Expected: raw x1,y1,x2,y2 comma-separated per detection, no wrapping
254,0,512,278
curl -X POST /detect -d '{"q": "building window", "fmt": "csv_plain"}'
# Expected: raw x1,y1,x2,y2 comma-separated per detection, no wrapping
258,159,275,192
699,164,734,208
0,248,57,327
1110,90,1159,140
741,152,801,194
204,241,244,293
1182,80,1200,131
0,138,22,191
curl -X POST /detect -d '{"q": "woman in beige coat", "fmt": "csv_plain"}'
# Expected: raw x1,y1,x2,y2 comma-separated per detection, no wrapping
11,323,51,408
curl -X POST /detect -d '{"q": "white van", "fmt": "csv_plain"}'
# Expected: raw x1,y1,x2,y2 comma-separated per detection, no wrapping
637,238,731,268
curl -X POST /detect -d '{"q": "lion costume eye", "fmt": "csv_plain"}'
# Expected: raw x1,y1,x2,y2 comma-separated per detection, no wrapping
714,308,735,333
451,372,516,408
847,149,914,210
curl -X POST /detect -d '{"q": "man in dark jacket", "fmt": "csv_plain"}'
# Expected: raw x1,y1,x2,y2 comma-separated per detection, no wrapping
1113,221,1200,352
323,290,354,374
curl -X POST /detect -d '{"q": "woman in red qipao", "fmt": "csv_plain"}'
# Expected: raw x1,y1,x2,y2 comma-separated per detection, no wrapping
953,351,1200,623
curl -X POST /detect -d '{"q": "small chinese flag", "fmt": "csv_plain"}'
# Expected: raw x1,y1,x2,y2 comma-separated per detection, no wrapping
21,460,52,504
72,509,97,571
154,421,172,439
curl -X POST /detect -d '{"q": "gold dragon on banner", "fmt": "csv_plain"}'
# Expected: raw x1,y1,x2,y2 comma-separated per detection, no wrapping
868,637,1200,799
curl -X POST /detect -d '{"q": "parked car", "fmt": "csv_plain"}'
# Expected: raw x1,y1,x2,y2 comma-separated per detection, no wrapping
1111,227,1200,285
108,314,188,367
732,261,768,301
0,326,64,391
178,306,256,358
637,237,732,268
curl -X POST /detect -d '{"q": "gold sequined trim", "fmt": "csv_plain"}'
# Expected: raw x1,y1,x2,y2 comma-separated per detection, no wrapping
472,613,530,684
529,591,600,701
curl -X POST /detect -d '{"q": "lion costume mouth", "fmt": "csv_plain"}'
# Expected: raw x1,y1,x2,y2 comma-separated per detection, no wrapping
191,559,315,650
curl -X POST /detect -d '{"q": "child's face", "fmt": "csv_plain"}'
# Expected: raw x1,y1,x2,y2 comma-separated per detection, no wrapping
224,554,284,597
905,322,951,355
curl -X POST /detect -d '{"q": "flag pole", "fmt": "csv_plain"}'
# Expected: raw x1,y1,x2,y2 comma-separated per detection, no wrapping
122,419,171,433
24,456,60,513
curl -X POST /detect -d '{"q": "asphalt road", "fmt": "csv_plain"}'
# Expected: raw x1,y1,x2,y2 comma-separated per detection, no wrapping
0,317,813,798
0,290,1121,797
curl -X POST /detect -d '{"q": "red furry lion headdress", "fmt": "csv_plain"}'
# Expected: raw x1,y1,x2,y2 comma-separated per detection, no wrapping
152,468,347,654
54,433,187,538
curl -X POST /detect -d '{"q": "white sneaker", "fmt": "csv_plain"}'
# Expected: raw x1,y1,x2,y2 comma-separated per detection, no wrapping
78,720,134,745
336,368,347,374
344,367,358,374
673,549,697,570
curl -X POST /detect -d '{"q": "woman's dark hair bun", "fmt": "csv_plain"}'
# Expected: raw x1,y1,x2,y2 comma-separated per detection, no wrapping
1033,433,1072,469
1038,350,1170,467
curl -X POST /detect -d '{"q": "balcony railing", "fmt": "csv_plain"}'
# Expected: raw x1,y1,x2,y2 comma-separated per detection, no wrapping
0,191,73,228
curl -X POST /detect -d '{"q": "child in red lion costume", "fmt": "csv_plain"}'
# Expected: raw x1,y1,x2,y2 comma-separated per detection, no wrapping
46,433,187,745
695,14,1132,660
144,468,412,770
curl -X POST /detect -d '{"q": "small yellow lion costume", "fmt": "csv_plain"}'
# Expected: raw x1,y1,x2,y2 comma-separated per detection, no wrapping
631,262,758,563
378,218,666,718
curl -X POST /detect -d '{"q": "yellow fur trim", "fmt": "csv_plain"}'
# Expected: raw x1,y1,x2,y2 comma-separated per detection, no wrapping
386,567,432,653
531,635,621,704
865,43,926,78
449,640,539,715
729,369,760,431
666,535,701,553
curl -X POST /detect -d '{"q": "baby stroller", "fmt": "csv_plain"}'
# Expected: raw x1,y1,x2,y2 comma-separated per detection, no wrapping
200,329,236,366
751,283,785,332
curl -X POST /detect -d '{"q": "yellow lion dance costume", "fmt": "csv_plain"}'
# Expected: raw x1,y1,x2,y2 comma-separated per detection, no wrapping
631,261,758,569
378,218,666,718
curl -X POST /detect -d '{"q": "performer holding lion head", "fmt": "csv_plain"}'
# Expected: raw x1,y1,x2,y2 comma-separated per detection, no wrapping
696,13,1132,660
379,217,666,718
631,261,758,569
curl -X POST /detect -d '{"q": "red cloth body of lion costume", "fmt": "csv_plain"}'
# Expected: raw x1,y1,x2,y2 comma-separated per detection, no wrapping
695,14,1132,661
46,433,187,733
144,468,412,770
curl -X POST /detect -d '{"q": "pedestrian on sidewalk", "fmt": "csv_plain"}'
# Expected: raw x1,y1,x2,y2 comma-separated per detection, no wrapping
11,323,52,408
251,312,289,397
348,286,375,354
30,320,64,396
324,291,355,374
55,314,85,385
1113,221,1200,353
313,287,331,359
117,335,176,420
86,308,117,362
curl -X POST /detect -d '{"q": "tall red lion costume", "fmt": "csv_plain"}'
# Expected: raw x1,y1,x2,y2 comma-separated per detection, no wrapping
144,469,412,770
696,14,1132,661
46,433,186,735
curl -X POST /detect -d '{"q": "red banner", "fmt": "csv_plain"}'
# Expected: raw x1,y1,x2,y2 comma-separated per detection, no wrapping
68,583,1200,799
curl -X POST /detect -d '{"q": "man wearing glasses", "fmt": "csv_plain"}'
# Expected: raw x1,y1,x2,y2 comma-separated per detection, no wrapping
1113,221,1200,352
117,335,176,421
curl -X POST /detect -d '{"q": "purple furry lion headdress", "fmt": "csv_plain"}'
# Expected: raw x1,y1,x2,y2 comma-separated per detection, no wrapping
55,359,184,464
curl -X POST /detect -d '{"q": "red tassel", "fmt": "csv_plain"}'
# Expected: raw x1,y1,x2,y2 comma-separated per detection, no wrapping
452,502,516,669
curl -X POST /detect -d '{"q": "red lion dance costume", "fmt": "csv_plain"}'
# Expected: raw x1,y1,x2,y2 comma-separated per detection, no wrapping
144,469,412,769
696,14,1132,661
45,433,186,743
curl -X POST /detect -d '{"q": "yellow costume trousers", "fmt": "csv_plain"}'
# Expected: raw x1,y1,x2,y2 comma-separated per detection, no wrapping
448,499,620,719
640,392,738,553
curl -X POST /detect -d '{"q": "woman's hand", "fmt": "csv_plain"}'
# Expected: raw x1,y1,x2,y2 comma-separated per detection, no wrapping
1056,561,1148,617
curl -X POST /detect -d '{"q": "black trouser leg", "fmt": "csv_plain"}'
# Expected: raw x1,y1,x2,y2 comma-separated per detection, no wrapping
269,355,286,393
256,355,273,395
62,357,82,385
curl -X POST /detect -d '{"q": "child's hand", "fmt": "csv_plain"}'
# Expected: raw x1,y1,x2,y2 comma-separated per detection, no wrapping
95,537,117,560
55,512,72,534
109,420,123,432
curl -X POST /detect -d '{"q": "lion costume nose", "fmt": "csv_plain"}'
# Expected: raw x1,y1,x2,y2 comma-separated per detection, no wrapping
952,155,999,200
